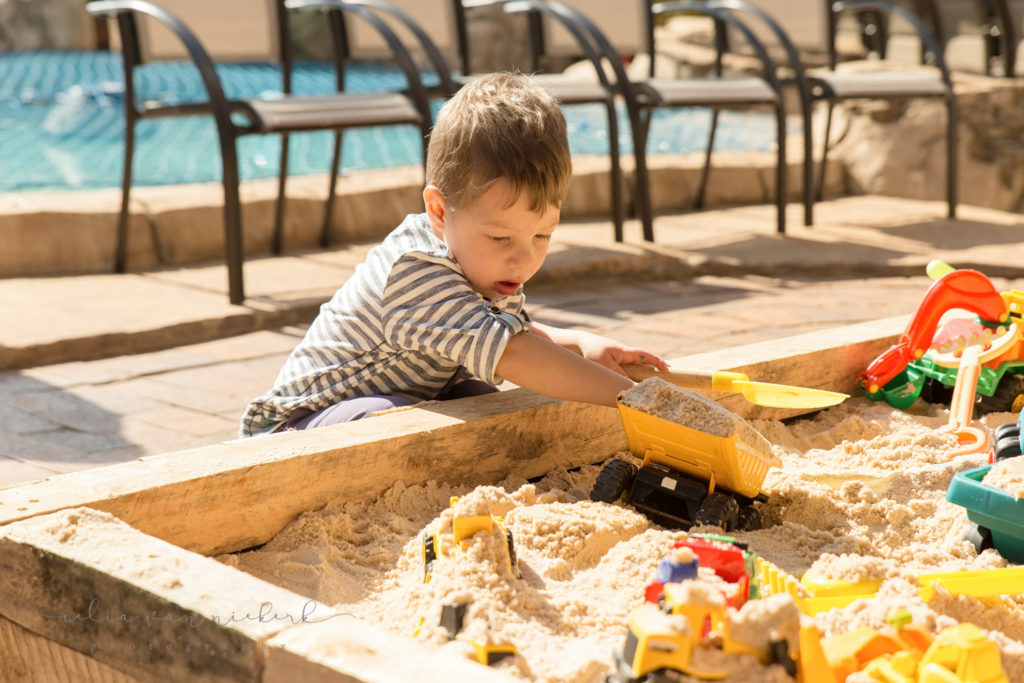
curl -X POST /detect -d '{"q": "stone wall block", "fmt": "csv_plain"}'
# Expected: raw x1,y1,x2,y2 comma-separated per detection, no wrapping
561,156,616,218
640,156,700,213
701,151,770,207
0,0,95,51
828,74,1024,213
0,191,155,276
325,168,425,244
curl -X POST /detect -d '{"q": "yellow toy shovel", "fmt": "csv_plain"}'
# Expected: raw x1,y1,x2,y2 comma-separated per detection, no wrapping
623,364,849,410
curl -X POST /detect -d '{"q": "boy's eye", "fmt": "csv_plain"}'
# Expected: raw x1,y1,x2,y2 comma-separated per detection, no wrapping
488,236,510,244
535,234,552,241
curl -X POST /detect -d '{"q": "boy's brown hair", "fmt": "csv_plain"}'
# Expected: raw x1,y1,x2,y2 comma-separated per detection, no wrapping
425,72,571,212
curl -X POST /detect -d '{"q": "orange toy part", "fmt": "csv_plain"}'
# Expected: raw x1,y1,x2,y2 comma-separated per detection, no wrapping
860,269,1007,393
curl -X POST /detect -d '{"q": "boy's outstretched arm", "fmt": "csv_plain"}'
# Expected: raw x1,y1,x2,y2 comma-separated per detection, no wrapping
530,322,669,377
496,331,634,407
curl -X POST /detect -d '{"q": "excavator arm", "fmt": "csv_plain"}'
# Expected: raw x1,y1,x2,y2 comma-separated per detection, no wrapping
860,269,1008,394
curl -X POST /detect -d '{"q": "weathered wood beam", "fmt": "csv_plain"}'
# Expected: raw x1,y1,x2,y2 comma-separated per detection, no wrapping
0,508,510,683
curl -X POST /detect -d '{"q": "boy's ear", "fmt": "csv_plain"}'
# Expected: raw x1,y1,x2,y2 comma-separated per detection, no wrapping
423,186,447,237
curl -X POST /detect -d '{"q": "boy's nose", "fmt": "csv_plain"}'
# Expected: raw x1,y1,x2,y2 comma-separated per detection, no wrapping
508,244,533,268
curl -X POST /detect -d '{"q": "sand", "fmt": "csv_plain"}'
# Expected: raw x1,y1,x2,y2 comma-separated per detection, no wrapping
985,456,1024,499
217,396,1024,682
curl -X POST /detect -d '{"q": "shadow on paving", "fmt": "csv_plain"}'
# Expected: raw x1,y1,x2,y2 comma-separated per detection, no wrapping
529,273,862,326
877,218,1024,252
684,235,909,273
0,373,140,486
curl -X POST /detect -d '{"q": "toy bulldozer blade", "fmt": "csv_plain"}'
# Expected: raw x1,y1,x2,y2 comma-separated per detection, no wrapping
623,365,848,410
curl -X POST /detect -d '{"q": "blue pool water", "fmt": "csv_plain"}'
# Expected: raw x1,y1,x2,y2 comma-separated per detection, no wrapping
0,51,791,193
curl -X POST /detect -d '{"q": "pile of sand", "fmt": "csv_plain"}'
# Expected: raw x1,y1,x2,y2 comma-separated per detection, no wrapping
985,457,1024,499
621,377,771,452
218,396,1024,682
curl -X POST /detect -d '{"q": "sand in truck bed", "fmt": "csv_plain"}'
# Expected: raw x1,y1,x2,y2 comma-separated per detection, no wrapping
217,393,1024,682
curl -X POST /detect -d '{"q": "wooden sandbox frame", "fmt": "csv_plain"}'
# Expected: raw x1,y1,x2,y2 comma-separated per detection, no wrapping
0,316,909,682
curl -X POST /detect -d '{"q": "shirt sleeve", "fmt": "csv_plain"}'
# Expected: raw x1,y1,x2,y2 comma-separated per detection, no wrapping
381,256,529,384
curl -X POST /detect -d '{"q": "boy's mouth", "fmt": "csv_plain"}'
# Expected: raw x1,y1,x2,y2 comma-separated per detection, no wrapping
494,281,521,296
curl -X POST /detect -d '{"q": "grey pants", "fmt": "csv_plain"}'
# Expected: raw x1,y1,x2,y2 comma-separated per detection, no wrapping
281,380,498,431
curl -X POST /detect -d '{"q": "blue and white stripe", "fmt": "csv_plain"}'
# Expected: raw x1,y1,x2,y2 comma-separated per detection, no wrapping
241,213,528,437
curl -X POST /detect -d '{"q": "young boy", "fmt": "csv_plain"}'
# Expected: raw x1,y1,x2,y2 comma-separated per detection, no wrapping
240,72,667,438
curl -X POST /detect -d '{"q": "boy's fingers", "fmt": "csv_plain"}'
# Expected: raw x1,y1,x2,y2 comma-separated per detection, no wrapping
636,352,669,371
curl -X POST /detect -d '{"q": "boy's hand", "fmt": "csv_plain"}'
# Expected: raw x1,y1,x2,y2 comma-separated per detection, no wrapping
575,332,669,378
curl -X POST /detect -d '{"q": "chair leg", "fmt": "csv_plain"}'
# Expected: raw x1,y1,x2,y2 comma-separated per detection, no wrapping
115,119,136,273
634,109,655,243
694,109,720,210
272,132,290,255
220,136,245,306
816,101,835,203
322,130,343,248
774,103,787,235
800,97,814,227
604,101,625,243
946,93,958,219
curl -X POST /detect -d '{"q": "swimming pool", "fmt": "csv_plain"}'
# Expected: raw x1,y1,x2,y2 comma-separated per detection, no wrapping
0,51,791,193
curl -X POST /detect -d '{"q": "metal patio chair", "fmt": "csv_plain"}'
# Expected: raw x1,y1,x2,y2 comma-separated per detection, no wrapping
87,0,435,305
821,1,957,216
286,0,458,249
735,0,957,218
637,1,794,238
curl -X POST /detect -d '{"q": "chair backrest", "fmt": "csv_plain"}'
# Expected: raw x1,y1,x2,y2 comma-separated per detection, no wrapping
936,0,992,73
888,0,990,72
999,0,1024,76
725,0,831,55
342,1,460,66
721,1,878,68
538,0,647,58
108,0,281,62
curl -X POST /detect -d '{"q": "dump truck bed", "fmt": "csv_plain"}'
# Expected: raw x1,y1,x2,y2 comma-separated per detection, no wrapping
617,402,781,500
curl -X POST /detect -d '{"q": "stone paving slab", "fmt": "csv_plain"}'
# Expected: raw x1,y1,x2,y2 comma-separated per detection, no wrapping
1,196,1023,489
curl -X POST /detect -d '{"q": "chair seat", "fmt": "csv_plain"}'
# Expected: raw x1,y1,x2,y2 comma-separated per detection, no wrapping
459,73,612,104
249,92,424,133
809,70,949,99
528,73,614,104
637,77,779,107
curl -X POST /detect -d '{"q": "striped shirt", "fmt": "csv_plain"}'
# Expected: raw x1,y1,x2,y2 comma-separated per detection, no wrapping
240,213,529,437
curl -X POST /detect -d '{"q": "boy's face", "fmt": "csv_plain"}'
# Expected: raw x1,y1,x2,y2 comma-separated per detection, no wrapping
424,180,559,299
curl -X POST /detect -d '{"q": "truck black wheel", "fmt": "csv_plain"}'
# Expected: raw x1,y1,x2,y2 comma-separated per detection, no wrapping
506,528,517,567
994,422,1020,442
590,459,638,503
919,377,954,405
423,534,437,581
694,492,740,531
963,523,993,554
995,433,1023,461
737,504,762,531
978,374,1024,415
769,638,797,677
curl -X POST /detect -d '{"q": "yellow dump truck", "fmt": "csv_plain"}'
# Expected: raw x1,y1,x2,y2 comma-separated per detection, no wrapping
591,387,782,531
